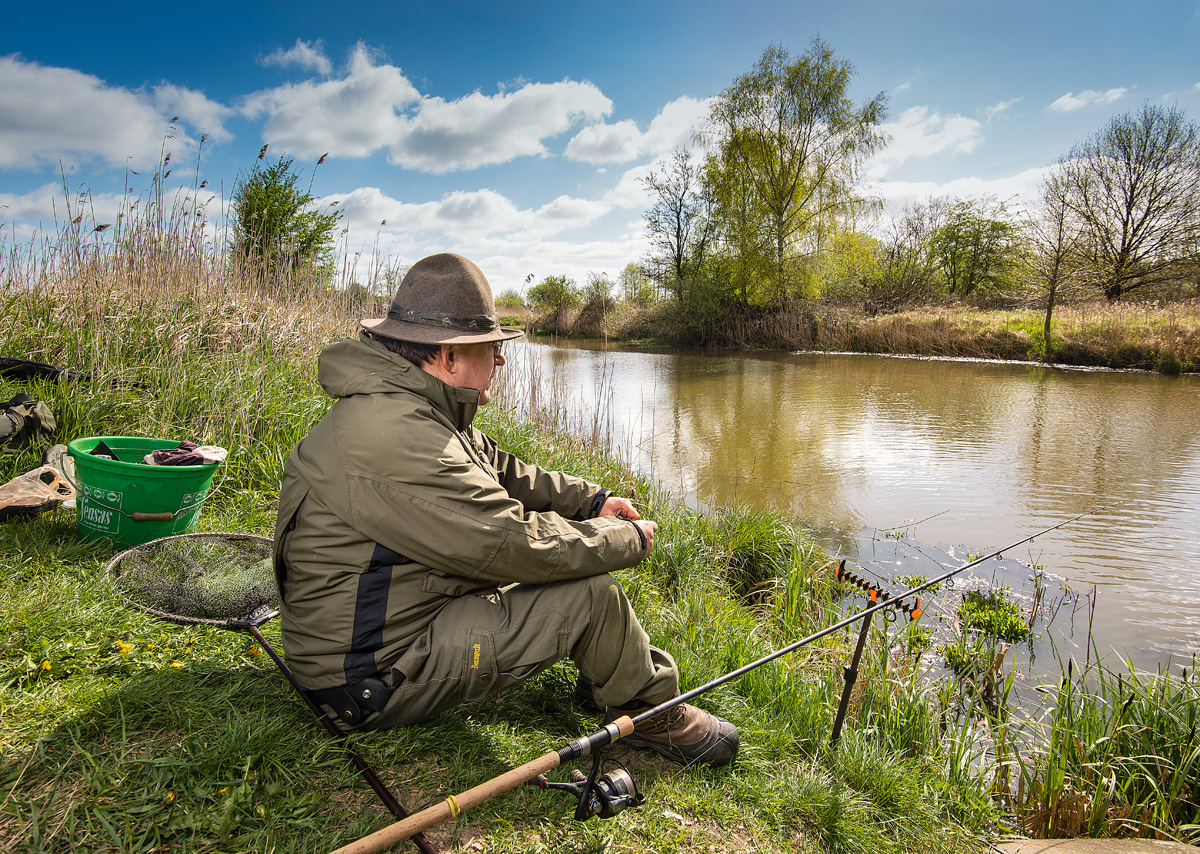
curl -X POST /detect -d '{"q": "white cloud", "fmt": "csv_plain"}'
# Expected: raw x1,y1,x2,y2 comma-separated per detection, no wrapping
0,55,225,170
243,44,420,159
564,95,711,164
603,163,655,210
984,98,1021,122
393,80,611,172
327,185,609,242
243,43,613,172
565,119,644,164
866,106,983,180
154,85,235,143
326,187,646,292
1048,87,1129,112
0,182,72,226
864,165,1052,218
260,39,333,76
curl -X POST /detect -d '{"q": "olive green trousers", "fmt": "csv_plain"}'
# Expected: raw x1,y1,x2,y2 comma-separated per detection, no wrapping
356,573,678,730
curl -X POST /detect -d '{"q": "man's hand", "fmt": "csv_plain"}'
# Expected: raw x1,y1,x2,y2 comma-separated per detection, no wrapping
633,519,657,556
599,496,640,520
599,496,657,556
600,496,657,556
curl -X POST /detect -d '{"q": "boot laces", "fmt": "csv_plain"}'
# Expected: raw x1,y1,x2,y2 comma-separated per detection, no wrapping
637,703,688,736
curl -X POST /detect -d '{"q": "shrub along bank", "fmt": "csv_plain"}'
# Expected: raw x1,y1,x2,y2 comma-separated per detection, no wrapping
526,299,1200,374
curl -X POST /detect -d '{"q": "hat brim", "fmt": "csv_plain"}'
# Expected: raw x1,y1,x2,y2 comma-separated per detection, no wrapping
360,316,525,345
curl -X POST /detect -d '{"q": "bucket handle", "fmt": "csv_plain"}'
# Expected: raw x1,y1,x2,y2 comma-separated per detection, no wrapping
61,459,228,522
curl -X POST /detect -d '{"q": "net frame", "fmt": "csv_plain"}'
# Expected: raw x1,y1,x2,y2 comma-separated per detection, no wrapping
105,531,279,628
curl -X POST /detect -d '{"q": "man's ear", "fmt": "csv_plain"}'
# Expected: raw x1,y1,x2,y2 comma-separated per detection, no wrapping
439,345,456,373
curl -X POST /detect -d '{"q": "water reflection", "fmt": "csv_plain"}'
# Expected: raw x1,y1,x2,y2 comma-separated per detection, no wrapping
498,337,1200,673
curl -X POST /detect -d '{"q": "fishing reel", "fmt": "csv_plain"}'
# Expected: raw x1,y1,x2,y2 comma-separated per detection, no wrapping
534,752,644,821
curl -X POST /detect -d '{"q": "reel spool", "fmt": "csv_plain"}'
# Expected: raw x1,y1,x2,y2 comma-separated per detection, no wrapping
534,752,644,821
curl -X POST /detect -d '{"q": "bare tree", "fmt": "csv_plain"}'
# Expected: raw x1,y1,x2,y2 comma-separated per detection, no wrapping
642,147,714,300
1059,103,1200,300
1026,170,1089,352
868,198,949,313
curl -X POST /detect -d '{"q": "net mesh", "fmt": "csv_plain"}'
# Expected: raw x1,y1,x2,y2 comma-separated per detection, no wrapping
106,532,279,626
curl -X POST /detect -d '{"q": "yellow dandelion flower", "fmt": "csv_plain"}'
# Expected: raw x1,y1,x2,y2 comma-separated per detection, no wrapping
246,645,263,657
184,648,192,654
116,640,133,655
165,792,176,804
171,661,184,669
41,660,52,671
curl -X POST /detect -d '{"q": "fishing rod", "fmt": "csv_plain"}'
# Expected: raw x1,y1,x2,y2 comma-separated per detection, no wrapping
328,507,1103,854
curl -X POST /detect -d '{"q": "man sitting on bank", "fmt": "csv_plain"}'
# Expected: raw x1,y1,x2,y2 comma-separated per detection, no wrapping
272,252,738,767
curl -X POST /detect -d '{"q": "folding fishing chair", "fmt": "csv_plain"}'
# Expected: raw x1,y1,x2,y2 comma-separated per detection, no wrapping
105,532,437,854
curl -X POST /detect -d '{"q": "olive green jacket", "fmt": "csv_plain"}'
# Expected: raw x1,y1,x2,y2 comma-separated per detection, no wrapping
273,336,645,689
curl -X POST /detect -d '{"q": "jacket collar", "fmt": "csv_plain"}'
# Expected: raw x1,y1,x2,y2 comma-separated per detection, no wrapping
319,336,480,432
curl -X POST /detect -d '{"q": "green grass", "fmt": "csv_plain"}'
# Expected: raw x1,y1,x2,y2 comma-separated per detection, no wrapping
4,200,1194,851
0,274,994,852
999,655,1200,842
957,590,1031,644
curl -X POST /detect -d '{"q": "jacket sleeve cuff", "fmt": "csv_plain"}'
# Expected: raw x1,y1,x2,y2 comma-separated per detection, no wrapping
627,517,647,552
588,489,611,518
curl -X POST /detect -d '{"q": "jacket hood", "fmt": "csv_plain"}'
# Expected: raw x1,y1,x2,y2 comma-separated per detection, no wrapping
317,336,480,430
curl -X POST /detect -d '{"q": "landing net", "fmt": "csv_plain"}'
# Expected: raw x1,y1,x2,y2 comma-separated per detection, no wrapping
105,532,279,627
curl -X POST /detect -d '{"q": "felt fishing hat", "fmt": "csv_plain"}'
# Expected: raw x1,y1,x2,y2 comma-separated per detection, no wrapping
360,252,524,345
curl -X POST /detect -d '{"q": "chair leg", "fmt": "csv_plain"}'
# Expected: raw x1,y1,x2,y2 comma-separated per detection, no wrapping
245,625,439,854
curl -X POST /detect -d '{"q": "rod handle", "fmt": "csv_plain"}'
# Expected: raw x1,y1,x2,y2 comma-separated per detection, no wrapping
328,749,563,854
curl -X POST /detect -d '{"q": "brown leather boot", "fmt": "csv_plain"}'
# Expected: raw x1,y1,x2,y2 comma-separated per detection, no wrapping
608,700,739,767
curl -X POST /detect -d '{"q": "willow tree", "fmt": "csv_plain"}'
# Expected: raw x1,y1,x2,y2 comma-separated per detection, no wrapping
703,40,887,305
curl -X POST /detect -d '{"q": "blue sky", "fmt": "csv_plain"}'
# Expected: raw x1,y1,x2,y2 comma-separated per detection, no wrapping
3,0,1199,292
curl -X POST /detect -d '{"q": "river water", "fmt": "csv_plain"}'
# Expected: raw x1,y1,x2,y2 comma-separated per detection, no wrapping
498,337,1200,677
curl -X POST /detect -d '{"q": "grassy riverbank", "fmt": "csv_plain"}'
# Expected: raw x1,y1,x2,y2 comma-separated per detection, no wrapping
527,300,1200,374
2,224,1197,850
1,262,997,852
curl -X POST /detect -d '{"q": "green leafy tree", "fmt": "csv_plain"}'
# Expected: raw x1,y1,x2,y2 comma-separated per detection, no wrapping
230,156,341,287
618,263,656,306
703,40,887,306
1059,102,1200,300
495,289,525,310
526,274,579,312
929,199,1024,299
815,229,879,303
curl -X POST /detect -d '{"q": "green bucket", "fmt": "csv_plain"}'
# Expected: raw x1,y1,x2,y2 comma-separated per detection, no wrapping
67,436,222,548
